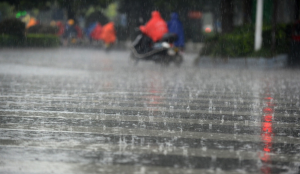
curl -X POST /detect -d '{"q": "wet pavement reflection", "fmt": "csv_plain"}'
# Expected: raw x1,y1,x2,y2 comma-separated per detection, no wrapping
0,48,299,174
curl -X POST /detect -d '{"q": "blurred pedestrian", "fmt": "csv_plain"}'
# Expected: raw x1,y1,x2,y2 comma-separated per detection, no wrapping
63,19,77,45
138,11,168,53
100,22,116,47
56,21,65,37
89,22,103,41
139,11,168,42
75,24,83,39
26,17,37,29
167,12,184,48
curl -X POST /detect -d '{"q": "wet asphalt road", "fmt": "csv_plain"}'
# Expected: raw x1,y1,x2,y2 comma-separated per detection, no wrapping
0,48,300,174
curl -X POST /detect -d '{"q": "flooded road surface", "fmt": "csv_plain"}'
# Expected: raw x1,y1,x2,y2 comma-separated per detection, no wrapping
0,48,299,174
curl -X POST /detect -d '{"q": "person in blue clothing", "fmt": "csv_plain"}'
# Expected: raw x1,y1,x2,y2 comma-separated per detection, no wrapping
167,12,184,49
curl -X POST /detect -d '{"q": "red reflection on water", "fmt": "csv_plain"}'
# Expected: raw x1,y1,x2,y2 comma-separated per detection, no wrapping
261,133,272,153
260,94,274,174
261,165,272,174
266,102,276,107
263,107,273,114
147,95,161,105
264,97,273,100
260,151,271,161
262,122,273,133
263,115,273,122
147,84,161,105
145,74,162,105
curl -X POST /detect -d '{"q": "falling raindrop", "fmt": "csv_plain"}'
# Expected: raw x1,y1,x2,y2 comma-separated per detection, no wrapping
186,105,190,113
221,115,224,124
208,106,212,113
284,110,289,117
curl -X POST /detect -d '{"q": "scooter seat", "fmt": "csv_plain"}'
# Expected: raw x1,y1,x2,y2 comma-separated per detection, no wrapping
160,33,178,43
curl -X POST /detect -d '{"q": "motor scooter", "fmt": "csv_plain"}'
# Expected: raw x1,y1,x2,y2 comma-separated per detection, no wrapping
130,32,183,66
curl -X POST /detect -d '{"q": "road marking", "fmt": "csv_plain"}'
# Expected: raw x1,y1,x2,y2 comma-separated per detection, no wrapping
0,160,243,174
0,126,299,144
0,92,297,105
0,111,298,128
0,141,299,163
0,103,297,118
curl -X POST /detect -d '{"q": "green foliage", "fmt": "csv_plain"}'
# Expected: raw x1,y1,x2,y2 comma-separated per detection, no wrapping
201,33,254,58
27,25,58,35
251,0,273,24
57,0,113,15
103,2,118,20
0,18,25,38
0,2,14,20
262,24,292,54
0,35,24,47
25,34,59,47
10,0,50,10
0,34,59,47
152,0,212,13
200,24,291,58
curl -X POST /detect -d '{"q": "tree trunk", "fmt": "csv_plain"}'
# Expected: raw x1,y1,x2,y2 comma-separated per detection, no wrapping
221,0,234,33
271,0,278,57
295,0,300,20
243,0,252,24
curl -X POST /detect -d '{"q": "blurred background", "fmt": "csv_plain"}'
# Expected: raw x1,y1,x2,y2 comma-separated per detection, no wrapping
1,2,300,173
0,0,299,64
